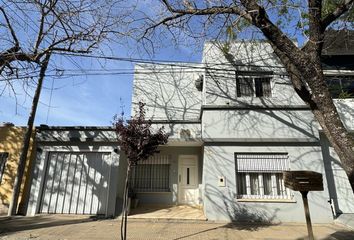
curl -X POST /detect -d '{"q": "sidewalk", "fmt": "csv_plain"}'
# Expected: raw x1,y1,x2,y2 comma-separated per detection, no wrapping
1,215,354,240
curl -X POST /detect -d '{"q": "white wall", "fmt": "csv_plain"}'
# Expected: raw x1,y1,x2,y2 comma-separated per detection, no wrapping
202,41,305,106
202,144,334,223
132,64,203,120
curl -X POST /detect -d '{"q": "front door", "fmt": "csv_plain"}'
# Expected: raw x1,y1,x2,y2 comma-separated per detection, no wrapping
178,155,199,205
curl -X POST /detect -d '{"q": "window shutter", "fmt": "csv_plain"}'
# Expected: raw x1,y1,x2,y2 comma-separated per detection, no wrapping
235,153,289,172
139,154,170,164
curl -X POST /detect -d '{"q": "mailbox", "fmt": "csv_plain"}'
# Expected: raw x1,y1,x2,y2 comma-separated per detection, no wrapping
283,171,323,192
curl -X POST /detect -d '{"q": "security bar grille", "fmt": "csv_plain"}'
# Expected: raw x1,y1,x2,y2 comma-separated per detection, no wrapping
236,76,272,97
130,155,170,192
235,153,291,200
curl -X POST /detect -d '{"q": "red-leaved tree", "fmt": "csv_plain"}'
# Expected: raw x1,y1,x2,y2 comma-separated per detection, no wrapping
114,102,169,240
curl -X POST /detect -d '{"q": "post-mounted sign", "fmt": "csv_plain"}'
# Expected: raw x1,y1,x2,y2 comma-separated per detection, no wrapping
283,171,323,240
284,171,323,191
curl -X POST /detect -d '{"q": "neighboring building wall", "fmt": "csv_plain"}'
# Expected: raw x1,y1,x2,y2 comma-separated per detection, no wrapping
320,133,354,215
320,100,354,215
0,126,36,215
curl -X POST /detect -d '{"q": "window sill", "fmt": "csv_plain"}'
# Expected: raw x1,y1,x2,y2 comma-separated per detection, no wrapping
236,198,296,203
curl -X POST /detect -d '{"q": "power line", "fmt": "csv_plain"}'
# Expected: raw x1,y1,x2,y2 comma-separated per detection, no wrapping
55,52,287,69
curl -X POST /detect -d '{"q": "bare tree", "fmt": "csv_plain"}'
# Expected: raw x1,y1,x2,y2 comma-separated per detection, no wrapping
0,0,123,215
132,1,354,191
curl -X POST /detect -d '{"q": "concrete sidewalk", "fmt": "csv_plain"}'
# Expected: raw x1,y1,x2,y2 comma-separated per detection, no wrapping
1,215,354,240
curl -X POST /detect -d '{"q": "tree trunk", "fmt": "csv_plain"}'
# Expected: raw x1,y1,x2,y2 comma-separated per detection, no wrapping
121,161,131,240
8,53,51,216
308,75,354,192
269,40,354,193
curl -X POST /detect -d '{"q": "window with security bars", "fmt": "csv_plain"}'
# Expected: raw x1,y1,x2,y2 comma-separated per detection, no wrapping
130,155,170,192
236,77,272,97
325,75,354,99
235,153,291,200
0,152,9,183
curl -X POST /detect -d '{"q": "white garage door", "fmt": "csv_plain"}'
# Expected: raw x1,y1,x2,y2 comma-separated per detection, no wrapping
40,152,111,215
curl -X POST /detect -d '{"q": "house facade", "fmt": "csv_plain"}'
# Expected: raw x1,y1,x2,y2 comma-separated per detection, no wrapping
130,40,354,222
24,38,354,223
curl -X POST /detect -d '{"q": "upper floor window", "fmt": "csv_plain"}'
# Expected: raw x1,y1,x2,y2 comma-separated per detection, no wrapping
326,75,354,99
236,77,272,97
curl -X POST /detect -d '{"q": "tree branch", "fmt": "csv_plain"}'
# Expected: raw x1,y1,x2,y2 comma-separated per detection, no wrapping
160,0,252,21
321,0,354,30
239,0,313,74
0,7,19,48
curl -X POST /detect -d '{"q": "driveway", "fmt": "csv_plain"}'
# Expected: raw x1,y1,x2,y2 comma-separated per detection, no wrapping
1,215,354,240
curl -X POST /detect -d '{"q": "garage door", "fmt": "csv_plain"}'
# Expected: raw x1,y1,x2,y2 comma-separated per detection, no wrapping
40,152,111,215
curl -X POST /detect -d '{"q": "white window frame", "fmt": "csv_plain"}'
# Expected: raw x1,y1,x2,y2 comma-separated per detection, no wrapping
235,152,293,201
237,172,292,200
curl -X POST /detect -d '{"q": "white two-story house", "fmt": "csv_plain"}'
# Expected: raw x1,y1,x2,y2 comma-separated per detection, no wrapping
130,38,354,222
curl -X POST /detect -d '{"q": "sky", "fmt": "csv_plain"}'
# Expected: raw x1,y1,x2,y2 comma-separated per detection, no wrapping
0,0,207,127
0,43,202,127
0,0,307,127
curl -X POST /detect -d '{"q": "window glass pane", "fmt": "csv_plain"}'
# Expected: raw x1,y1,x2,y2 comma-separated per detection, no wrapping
237,173,247,195
237,77,253,97
255,78,263,97
263,173,272,195
262,78,272,97
326,76,354,98
276,173,284,196
237,77,272,97
250,173,260,195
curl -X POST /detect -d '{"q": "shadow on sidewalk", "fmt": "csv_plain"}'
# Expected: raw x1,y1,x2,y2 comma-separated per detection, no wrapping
294,230,354,240
0,214,107,235
172,222,275,240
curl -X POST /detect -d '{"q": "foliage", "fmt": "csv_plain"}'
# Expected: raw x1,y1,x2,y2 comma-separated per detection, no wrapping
114,102,169,165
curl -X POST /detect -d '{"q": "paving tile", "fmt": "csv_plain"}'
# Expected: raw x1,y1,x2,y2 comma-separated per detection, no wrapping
1,215,354,240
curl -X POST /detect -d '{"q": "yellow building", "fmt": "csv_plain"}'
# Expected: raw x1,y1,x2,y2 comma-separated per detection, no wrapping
0,123,36,215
